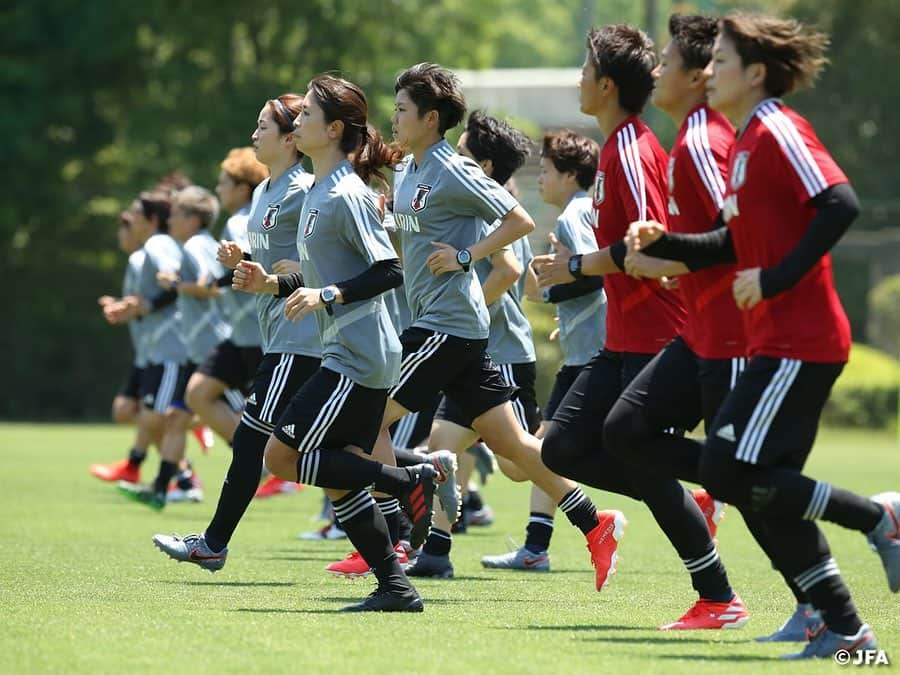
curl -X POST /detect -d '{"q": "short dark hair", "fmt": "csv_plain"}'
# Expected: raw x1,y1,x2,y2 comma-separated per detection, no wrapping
668,14,718,71
720,12,829,97
586,24,657,114
464,110,531,185
541,130,600,191
138,190,171,233
395,63,467,135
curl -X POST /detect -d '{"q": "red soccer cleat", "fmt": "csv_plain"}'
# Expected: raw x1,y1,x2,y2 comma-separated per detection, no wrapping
89,458,139,484
325,543,410,579
659,595,749,630
255,475,302,499
191,425,215,454
585,510,627,591
692,489,726,539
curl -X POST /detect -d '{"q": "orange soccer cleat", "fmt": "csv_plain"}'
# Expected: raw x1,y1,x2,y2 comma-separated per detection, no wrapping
585,510,627,591
89,458,139,484
659,595,749,630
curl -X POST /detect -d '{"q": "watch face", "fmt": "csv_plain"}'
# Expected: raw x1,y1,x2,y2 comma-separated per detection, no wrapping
457,249,472,264
321,287,336,303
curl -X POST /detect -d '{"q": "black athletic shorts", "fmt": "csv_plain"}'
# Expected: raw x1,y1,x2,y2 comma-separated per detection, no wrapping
389,327,514,422
436,361,541,434
240,353,321,436
544,364,586,421
550,349,655,445
705,356,843,470
390,393,441,449
119,365,145,400
273,367,388,456
140,361,192,414
198,339,263,393
618,336,747,433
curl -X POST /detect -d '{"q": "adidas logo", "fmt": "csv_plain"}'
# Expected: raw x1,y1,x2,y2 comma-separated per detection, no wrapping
282,424,295,438
715,424,737,442
247,393,257,405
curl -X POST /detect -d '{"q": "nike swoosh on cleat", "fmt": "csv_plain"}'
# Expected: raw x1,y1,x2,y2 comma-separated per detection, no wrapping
189,551,224,561
522,557,548,568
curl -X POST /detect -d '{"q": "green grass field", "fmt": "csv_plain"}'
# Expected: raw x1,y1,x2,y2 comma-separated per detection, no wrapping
1,423,897,674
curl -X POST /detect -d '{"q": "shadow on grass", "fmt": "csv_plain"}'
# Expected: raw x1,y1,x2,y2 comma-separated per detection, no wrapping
234,608,340,615
157,580,295,588
583,635,739,646
255,554,346,562
655,653,775,662
524,624,647,632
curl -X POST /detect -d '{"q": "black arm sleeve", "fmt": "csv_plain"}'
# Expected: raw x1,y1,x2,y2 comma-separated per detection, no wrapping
608,241,627,272
149,289,177,311
642,216,737,271
242,252,252,261
759,183,859,299
215,269,235,288
275,272,305,298
546,275,604,303
336,258,403,304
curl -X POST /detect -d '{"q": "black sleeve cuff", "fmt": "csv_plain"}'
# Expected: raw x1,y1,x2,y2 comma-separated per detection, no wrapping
608,241,626,271
546,275,604,303
149,289,177,311
336,259,403,304
216,270,235,288
276,272,305,298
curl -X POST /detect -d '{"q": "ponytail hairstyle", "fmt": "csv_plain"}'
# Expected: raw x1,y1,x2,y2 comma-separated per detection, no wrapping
308,75,403,187
266,93,305,160
720,12,829,96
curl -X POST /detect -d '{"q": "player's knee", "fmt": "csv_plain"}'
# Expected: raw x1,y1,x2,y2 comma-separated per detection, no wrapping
263,438,296,481
602,401,641,463
496,455,528,482
698,448,740,503
540,422,578,476
112,397,137,424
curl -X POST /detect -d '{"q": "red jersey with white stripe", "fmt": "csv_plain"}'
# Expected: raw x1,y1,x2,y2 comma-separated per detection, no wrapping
722,99,850,363
593,116,685,353
668,104,746,359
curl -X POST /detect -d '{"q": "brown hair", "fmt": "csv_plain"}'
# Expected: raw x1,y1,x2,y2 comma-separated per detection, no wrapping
308,75,402,187
266,93,304,161
172,186,220,229
541,130,600,191
395,63,467,135
220,147,269,189
720,12,829,96
138,190,172,233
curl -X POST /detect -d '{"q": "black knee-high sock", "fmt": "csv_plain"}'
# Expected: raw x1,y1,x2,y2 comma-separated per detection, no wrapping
296,448,416,495
393,447,426,468
635,476,733,602
333,490,410,592
740,510,809,604
524,512,554,553
765,519,861,635
423,528,452,556
152,460,179,495
205,422,268,552
128,447,147,467
558,487,598,535
375,496,401,545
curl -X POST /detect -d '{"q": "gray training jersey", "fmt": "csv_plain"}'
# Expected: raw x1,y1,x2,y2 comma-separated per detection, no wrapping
554,192,606,366
137,233,188,364
393,139,519,340
218,206,262,348
178,230,233,364
296,160,401,390
124,249,148,367
475,221,536,365
246,162,321,357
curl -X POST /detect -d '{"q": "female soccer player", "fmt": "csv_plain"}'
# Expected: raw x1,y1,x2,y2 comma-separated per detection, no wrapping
236,75,448,611
183,148,268,447
376,62,619,591
626,13,898,658
153,93,323,561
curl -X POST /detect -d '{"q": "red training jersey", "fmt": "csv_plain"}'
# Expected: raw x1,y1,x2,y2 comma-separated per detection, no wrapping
593,116,686,353
722,99,851,363
667,104,746,360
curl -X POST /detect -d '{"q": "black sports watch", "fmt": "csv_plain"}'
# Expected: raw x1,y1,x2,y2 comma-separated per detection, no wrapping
320,285,338,316
456,248,472,272
568,253,584,279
